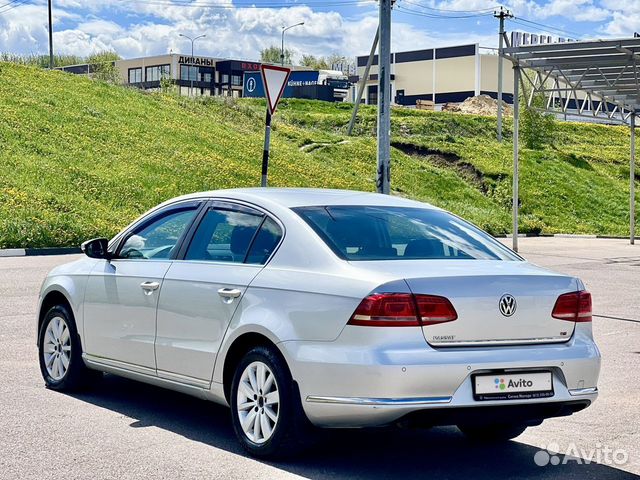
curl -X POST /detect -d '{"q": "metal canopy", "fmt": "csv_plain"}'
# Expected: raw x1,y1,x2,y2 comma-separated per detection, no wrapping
501,36,638,250
504,37,640,124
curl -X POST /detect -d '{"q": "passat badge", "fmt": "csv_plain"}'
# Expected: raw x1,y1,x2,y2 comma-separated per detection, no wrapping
499,294,517,317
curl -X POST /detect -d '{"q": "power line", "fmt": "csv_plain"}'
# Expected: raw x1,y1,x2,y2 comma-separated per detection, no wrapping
510,17,582,39
111,0,369,8
396,3,494,19
399,0,498,13
0,0,29,14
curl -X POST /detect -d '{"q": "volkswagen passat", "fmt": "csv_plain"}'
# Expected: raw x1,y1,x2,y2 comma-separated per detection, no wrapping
37,188,600,457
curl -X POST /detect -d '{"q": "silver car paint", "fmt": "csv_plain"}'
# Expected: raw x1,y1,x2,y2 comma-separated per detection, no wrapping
37,188,600,427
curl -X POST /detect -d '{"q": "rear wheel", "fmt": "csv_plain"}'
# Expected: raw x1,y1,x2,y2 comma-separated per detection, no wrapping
38,304,100,391
457,422,528,441
230,345,312,458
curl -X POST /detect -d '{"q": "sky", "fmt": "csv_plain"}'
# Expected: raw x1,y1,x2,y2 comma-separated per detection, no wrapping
0,0,639,63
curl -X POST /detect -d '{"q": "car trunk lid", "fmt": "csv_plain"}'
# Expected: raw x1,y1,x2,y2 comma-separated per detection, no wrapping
353,260,579,346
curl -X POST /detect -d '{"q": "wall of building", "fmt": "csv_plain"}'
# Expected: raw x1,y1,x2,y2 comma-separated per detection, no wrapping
355,44,516,106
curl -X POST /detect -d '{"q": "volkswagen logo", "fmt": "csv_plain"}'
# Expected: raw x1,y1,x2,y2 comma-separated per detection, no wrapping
499,294,517,317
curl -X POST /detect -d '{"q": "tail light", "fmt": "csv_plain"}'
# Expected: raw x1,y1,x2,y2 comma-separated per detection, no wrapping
552,290,592,322
348,293,457,327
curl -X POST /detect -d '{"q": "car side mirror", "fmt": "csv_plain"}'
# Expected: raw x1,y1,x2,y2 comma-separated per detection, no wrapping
81,238,111,260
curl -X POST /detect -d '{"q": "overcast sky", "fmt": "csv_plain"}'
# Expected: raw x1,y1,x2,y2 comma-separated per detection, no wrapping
0,0,638,62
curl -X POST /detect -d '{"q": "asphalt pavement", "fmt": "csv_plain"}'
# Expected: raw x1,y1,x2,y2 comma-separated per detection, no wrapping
0,237,638,479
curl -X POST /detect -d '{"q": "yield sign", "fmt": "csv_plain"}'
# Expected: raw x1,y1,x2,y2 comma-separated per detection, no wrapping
261,64,291,114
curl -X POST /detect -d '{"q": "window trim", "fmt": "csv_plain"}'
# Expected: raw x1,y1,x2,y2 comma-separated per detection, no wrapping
128,67,143,84
111,200,205,261
145,64,171,82
175,199,285,266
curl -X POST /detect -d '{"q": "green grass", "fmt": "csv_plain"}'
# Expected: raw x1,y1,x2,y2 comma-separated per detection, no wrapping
0,62,637,248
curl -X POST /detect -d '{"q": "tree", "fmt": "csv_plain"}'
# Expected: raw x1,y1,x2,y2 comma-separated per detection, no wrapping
520,89,555,150
300,54,329,70
86,51,122,84
299,52,353,73
260,45,292,65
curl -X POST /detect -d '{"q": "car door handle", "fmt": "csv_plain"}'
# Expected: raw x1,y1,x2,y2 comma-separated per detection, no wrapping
140,281,160,295
217,288,242,299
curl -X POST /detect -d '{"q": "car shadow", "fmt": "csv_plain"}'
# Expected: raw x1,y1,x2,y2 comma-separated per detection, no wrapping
69,374,637,480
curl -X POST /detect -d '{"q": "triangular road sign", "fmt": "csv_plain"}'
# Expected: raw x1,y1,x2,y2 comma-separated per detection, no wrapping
261,64,291,114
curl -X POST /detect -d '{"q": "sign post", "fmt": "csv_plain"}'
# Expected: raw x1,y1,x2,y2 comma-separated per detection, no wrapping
260,64,291,187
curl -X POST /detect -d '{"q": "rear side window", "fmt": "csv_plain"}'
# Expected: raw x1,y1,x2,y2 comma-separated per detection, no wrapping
185,207,283,264
293,206,520,261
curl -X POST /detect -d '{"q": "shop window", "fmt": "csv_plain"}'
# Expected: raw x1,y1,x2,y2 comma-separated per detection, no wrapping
128,67,143,84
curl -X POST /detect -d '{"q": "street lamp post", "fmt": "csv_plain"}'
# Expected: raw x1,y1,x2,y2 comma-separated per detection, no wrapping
280,22,304,66
179,33,206,96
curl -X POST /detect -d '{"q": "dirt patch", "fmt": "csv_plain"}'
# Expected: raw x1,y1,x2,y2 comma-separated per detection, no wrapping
442,94,513,117
300,140,349,152
391,141,489,193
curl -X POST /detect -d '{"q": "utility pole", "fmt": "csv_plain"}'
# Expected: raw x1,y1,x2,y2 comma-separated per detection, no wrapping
377,0,392,194
281,22,304,66
179,33,206,97
494,6,513,142
48,0,54,69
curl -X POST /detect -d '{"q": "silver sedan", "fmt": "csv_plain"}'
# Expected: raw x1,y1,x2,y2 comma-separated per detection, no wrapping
37,188,600,457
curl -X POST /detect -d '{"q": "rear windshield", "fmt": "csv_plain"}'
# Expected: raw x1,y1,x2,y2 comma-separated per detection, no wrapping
293,206,520,261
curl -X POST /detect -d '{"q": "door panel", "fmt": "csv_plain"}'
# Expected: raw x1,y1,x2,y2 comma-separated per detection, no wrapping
154,203,283,384
84,260,171,370
155,262,262,383
83,201,202,371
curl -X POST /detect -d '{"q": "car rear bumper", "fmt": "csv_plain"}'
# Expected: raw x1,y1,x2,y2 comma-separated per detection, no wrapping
279,324,600,427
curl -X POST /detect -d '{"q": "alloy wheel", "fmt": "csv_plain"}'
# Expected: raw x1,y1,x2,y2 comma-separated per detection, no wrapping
236,361,280,444
42,316,71,381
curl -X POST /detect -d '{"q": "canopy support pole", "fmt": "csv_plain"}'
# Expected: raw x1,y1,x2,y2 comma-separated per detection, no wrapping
512,65,520,252
631,114,636,245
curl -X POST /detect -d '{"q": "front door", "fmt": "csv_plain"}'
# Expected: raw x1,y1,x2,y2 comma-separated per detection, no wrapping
83,202,201,373
155,202,283,385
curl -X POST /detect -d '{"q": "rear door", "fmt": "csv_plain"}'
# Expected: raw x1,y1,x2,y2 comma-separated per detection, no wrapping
154,201,283,386
83,201,202,372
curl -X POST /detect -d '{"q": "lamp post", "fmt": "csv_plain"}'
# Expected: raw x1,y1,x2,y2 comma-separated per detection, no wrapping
179,33,206,96
280,22,304,66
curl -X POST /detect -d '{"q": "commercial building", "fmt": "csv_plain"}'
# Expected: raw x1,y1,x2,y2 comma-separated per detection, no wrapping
59,53,263,97
353,43,514,107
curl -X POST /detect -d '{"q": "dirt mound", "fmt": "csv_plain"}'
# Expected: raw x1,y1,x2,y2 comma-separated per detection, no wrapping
442,94,513,116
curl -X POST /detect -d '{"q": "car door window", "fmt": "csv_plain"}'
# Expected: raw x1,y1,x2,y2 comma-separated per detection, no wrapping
185,207,264,262
245,217,283,264
119,208,198,260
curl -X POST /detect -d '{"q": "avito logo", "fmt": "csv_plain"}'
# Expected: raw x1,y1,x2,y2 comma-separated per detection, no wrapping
508,378,534,388
494,377,534,390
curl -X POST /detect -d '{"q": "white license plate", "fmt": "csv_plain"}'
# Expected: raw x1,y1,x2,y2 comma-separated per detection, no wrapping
473,371,554,400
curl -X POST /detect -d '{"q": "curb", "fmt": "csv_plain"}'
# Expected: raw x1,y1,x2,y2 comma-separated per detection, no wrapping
0,247,81,258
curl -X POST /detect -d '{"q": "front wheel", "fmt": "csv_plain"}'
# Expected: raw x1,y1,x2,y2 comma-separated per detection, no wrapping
230,345,312,458
457,422,528,441
38,304,100,391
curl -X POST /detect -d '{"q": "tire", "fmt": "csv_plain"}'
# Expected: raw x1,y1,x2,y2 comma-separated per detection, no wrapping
38,304,101,391
457,422,528,442
230,345,313,458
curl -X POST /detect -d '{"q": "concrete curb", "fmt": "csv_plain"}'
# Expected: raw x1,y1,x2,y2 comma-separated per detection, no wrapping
0,247,81,258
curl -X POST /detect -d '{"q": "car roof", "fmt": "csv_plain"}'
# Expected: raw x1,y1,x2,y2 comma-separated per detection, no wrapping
171,188,437,209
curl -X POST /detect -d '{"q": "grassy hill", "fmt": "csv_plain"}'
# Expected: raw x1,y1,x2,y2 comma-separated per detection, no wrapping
0,62,637,248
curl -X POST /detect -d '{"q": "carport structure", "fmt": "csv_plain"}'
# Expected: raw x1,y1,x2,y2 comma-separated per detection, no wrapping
502,37,639,251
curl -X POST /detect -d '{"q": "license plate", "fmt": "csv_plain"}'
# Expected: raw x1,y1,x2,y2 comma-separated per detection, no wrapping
473,371,554,401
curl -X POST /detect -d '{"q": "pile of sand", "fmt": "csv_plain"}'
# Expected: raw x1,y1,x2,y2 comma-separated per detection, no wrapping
442,94,513,116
